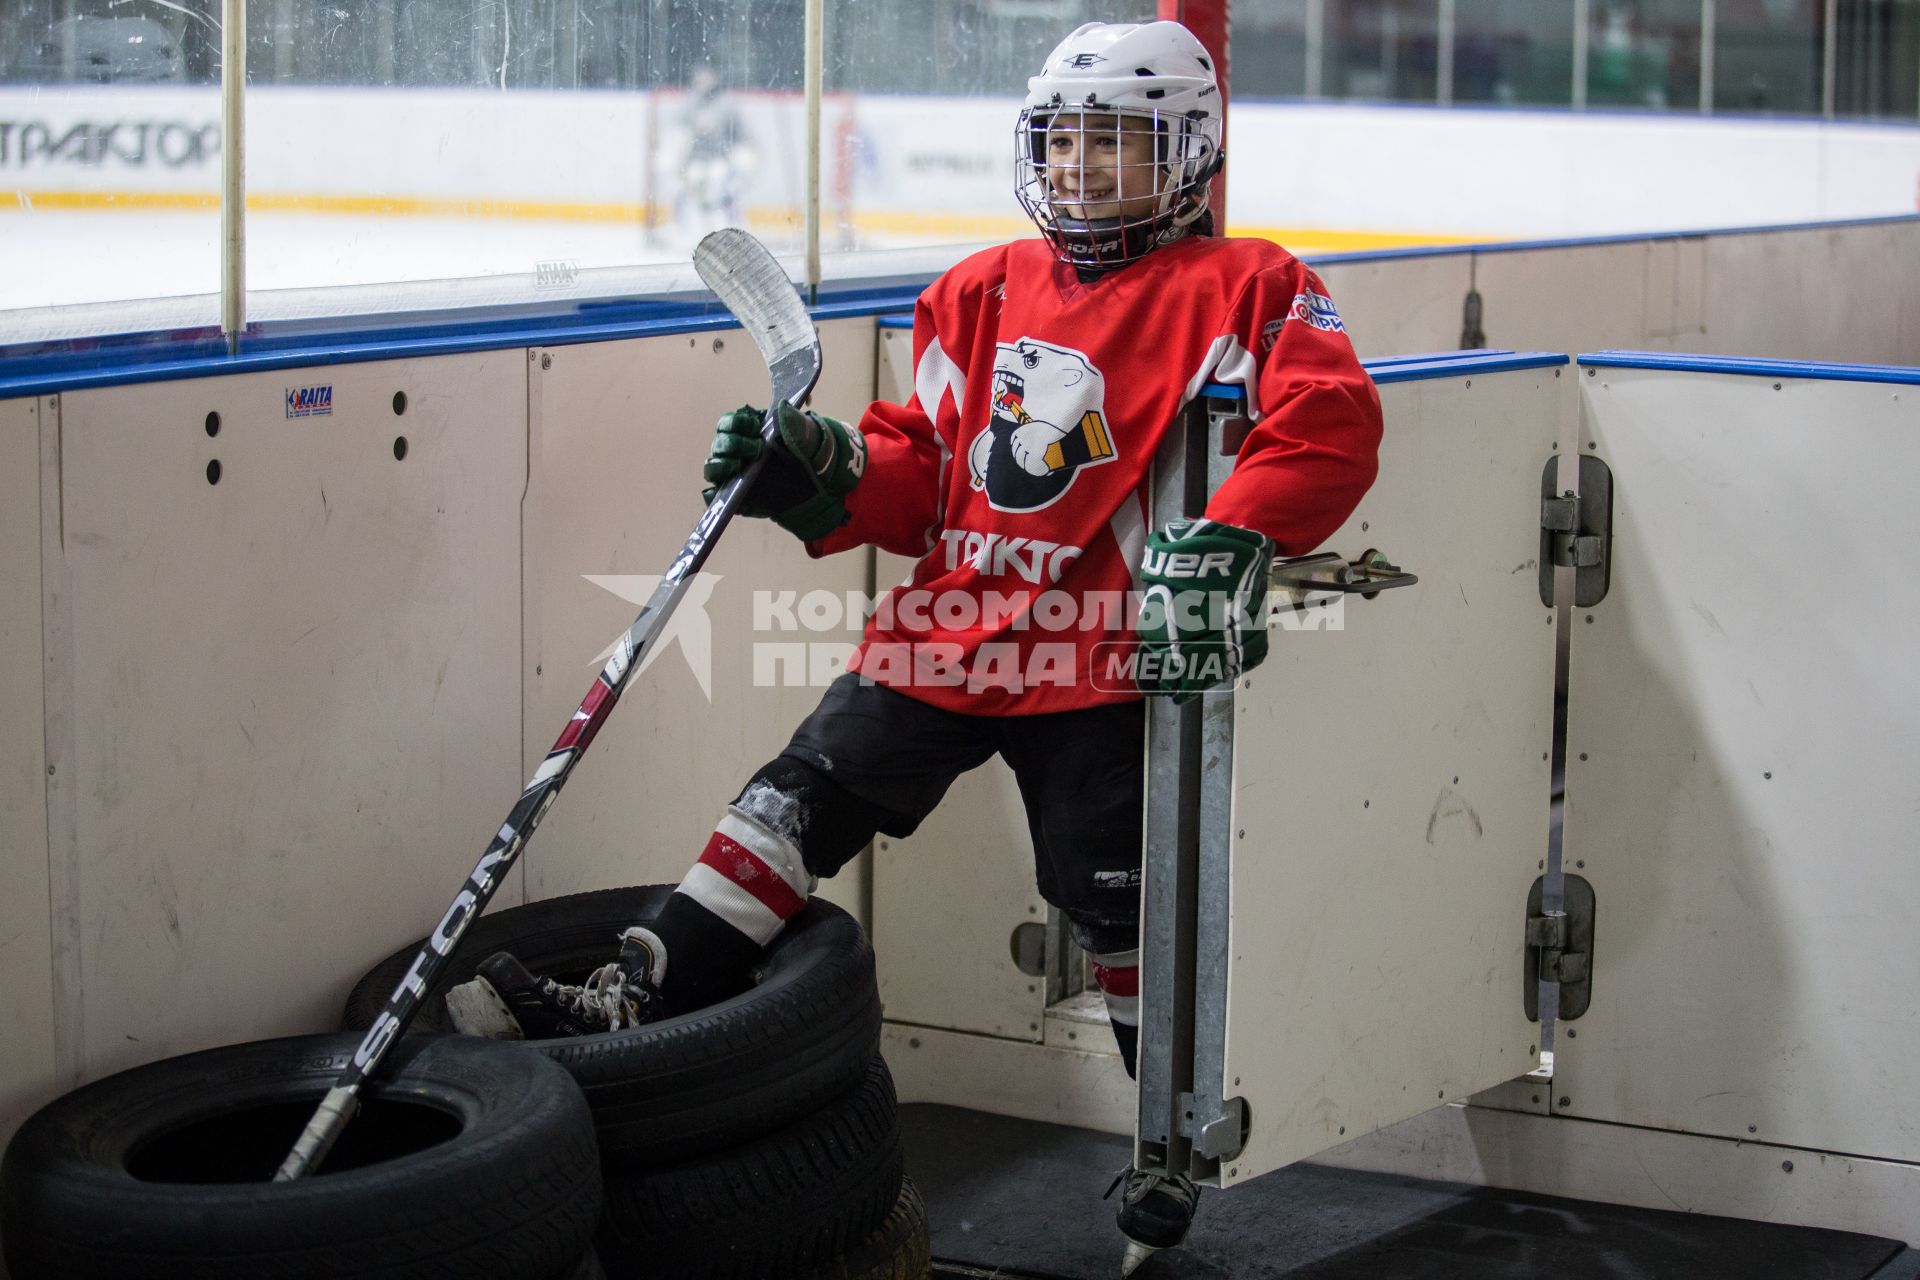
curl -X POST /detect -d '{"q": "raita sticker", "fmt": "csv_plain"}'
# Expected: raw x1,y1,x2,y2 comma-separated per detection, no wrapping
285,384,333,419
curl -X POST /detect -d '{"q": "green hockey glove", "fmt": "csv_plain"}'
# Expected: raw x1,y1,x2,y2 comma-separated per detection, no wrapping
1135,519,1275,703
701,402,867,541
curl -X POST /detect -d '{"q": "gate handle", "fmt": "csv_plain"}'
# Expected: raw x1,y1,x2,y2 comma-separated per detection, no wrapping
1272,549,1418,598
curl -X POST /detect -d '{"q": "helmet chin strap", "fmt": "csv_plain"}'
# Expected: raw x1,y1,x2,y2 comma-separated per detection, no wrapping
1047,213,1189,275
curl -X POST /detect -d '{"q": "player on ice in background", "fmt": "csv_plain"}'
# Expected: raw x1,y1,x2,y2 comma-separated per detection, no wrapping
449,20,1382,1272
676,65,753,240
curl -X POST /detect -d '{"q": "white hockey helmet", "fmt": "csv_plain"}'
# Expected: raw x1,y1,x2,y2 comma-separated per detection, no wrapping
1015,21,1224,271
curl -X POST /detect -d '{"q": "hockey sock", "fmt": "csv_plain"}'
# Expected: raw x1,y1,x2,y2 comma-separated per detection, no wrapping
1091,948,1141,1079
652,804,814,1011
1110,1019,1139,1079
647,891,764,1012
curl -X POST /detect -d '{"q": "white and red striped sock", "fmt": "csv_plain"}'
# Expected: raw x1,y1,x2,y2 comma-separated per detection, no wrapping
1090,947,1142,1076
676,805,814,948
1090,947,1141,1029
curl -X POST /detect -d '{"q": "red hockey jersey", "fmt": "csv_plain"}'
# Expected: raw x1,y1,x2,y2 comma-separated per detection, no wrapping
810,234,1382,716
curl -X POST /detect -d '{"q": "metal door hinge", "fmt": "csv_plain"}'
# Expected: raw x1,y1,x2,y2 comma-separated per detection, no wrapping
1539,454,1613,607
1525,874,1596,1021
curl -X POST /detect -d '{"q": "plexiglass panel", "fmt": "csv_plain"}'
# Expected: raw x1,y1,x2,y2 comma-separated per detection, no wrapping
1587,0,1701,110
1326,0,1443,101
1233,0,1312,98
1713,0,1821,113
241,1,803,299
0,0,222,316
1833,0,1920,118
1453,0,1577,105
3,0,1919,330
821,0,1152,260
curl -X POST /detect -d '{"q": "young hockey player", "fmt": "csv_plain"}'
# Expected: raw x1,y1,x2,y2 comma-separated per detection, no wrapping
449,19,1382,1271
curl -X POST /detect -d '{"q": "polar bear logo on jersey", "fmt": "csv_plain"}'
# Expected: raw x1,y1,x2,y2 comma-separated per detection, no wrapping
969,338,1117,514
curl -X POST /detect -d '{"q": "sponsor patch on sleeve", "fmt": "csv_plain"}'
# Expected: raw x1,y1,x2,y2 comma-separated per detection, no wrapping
1287,289,1345,334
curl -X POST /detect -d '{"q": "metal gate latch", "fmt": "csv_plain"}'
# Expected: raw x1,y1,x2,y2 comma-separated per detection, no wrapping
1272,550,1418,597
1177,1091,1248,1160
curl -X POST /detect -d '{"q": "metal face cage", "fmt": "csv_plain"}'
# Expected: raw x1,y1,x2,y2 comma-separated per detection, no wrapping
1014,103,1219,272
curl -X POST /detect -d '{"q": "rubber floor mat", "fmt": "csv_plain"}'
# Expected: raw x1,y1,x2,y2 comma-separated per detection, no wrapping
904,1104,1905,1280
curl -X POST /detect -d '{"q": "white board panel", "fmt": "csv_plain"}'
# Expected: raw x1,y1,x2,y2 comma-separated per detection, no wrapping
876,325,912,405
882,1023,1134,1136
0,396,57,1148
1561,365,1920,1163
873,743,1051,1042
1472,242,1670,356
521,319,875,927
1219,365,1562,1186
869,328,1052,1040
1699,223,1920,366
51,354,526,1081
1314,255,1475,361
1641,237,1707,344
1314,1098,1920,1246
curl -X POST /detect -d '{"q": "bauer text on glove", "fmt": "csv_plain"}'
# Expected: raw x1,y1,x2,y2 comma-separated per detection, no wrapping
1134,519,1275,702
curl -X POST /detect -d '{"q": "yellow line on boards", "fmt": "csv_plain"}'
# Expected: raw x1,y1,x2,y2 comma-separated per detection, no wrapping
847,209,1034,238
1236,226,1494,252
9,190,222,212
4,189,665,221
3,189,1495,253
829,209,1492,251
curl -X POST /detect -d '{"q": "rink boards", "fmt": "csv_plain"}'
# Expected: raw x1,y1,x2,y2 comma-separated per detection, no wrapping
1,248,1919,1241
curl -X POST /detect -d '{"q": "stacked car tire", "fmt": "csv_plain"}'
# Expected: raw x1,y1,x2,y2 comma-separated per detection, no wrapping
0,885,922,1280
0,1032,605,1280
344,885,928,1280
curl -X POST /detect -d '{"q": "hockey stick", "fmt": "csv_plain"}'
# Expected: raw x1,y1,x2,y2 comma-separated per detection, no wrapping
275,229,821,1180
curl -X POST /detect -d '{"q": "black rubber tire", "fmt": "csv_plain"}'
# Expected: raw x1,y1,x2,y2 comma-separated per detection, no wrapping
791,1176,931,1280
563,1249,608,1280
342,886,881,1164
596,1055,905,1280
0,1032,600,1280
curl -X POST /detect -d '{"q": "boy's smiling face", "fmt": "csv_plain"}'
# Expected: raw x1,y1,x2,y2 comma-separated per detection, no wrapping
1044,113,1163,222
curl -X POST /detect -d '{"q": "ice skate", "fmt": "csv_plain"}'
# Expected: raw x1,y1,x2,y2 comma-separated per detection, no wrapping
446,925,667,1039
1110,1166,1200,1276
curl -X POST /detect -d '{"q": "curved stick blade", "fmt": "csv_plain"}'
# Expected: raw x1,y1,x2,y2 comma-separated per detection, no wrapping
694,229,822,408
